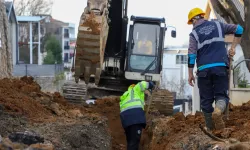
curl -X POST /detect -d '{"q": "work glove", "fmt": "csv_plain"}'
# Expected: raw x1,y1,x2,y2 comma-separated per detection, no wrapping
148,81,155,90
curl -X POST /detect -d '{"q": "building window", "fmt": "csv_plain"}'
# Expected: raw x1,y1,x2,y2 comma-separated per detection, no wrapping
64,29,69,38
64,41,69,49
176,55,188,64
64,53,69,62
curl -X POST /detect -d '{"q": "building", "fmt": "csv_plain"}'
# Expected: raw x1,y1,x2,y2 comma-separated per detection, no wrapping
62,23,76,68
17,15,51,65
5,1,18,66
45,18,75,68
17,15,76,68
14,15,65,77
161,48,192,99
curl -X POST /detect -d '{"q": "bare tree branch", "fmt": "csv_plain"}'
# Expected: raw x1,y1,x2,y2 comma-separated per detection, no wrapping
211,0,233,23
14,0,54,16
224,0,244,26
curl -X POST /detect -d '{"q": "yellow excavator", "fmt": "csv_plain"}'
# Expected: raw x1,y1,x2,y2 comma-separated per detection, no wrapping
62,0,176,115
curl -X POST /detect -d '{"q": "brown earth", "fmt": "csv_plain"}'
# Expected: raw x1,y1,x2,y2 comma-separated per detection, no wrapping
141,101,250,150
0,76,111,149
1,76,250,150
90,97,126,150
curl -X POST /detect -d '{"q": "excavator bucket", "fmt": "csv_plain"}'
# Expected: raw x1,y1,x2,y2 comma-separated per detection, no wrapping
74,0,109,85
63,0,110,103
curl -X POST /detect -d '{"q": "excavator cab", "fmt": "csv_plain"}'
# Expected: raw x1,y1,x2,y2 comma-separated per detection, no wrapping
125,16,176,82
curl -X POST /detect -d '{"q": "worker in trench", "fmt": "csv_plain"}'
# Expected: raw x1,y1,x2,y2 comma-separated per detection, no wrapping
187,8,243,130
119,81,155,150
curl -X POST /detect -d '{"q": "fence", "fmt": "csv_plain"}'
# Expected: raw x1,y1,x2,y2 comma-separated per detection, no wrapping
13,64,64,77
232,59,250,88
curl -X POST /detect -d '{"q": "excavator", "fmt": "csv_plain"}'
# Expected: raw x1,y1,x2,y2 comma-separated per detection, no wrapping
62,0,176,115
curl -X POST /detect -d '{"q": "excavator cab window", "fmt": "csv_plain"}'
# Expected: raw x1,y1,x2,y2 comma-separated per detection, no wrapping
129,23,160,71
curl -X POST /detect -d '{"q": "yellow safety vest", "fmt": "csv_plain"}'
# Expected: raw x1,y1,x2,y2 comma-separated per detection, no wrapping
120,81,149,113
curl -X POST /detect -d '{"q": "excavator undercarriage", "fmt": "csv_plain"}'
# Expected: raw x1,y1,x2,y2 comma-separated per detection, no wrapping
62,0,174,116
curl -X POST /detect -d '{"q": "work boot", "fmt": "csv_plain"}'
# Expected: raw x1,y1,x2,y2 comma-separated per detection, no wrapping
203,112,214,131
212,107,225,130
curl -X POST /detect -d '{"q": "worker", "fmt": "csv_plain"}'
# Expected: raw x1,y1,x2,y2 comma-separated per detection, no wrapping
137,35,153,55
187,8,243,130
120,81,155,150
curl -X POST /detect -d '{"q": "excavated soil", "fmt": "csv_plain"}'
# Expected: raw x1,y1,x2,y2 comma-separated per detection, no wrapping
1,76,250,150
90,97,126,150
0,76,111,149
81,12,101,34
141,101,250,150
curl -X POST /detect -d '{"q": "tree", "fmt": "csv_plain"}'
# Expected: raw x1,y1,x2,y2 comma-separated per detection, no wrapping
234,66,249,88
43,35,62,64
43,50,55,64
210,0,250,71
14,0,54,16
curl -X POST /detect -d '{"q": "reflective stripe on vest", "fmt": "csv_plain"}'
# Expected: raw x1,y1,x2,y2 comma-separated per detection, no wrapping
139,82,144,91
192,21,224,50
120,89,144,113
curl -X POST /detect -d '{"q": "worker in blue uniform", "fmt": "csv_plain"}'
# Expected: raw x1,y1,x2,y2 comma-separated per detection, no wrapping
120,81,155,150
187,8,243,130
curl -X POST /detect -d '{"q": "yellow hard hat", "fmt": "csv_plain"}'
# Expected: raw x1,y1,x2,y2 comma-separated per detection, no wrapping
129,84,135,88
187,8,205,25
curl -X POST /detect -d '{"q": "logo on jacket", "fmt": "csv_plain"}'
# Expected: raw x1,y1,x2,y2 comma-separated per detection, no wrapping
199,25,216,35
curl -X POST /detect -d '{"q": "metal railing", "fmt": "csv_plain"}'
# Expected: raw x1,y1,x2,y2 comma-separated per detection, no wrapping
232,59,250,88
13,64,64,77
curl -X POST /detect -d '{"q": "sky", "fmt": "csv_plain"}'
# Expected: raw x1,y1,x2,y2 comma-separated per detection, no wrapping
51,0,207,47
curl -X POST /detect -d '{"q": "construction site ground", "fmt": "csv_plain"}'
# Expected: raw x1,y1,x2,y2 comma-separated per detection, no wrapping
0,77,250,149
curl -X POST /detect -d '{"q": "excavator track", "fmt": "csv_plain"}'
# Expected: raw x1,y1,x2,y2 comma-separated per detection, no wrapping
148,89,174,116
62,81,87,104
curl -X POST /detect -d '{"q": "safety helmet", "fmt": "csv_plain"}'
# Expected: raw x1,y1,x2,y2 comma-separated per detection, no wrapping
187,8,205,25
129,84,135,88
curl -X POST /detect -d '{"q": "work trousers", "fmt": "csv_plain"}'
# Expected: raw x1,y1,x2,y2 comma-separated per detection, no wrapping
197,66,229,113
124,124,143,150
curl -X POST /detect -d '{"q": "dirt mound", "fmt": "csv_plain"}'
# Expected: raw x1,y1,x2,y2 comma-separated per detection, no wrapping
0,77,112,150
141,101,250,150
0,77,53,121
0,77,86,122
214,101,250,141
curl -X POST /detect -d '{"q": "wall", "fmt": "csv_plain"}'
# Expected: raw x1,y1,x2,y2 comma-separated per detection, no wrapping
34,76,65,93
231,88,250,106
161,51,192,99
0,0,12,78
12,64,64,77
